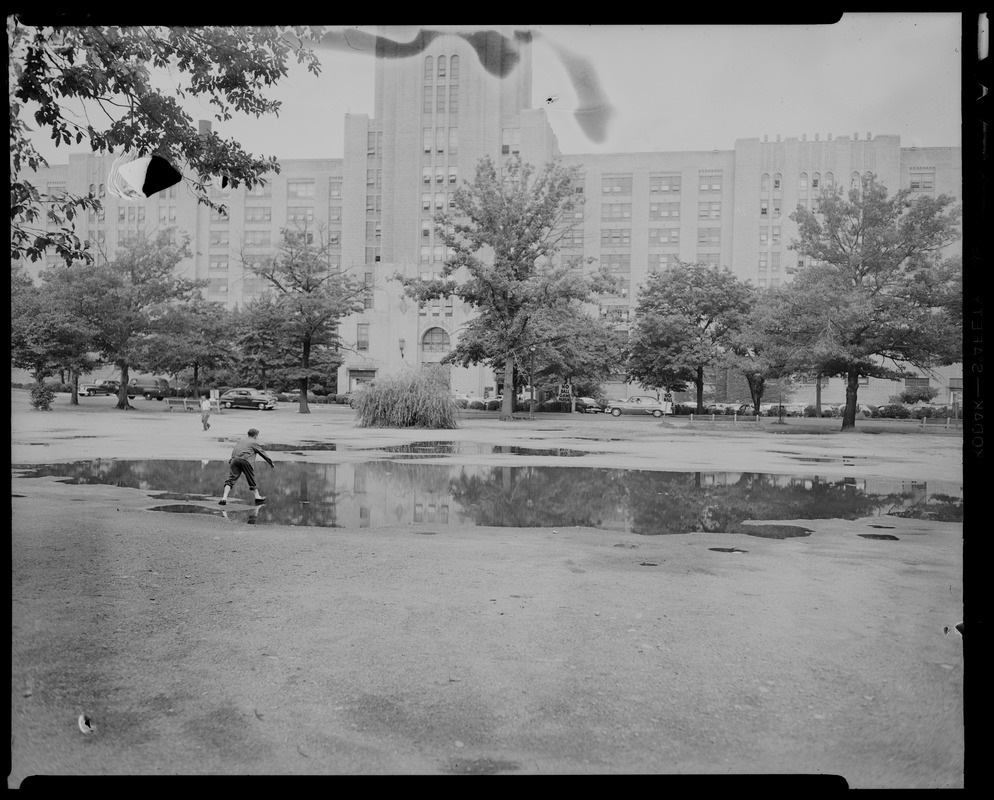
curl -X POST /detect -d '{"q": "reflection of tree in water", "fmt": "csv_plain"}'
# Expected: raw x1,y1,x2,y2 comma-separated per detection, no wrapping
621,472,907,535
451,466,624,528
359,460,455,494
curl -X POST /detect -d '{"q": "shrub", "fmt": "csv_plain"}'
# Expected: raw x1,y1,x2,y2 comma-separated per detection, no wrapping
876,403,911,419
29,382,56,410
352,367,459,429
804,405,818,417
468,400,486,410
485,400,502,412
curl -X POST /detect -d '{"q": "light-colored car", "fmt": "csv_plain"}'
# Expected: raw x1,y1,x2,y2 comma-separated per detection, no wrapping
80,379,120,397
604,395,669,418
218,388,276,410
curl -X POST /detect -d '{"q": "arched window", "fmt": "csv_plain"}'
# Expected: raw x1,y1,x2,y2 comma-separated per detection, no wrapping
799,173,808,194
825,172,834,189
761,173,770,192
424,56,433,80
851,172,861,191
812,172,820,190
450,55,459,80
437,55,446,78
422,327,450,353
773,173,782,193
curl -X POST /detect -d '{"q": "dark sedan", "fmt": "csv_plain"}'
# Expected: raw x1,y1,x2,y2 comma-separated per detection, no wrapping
218,388,276,410
80,380,121,396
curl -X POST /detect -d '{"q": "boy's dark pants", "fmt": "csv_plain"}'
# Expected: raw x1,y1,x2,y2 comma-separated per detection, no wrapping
224,458,257,491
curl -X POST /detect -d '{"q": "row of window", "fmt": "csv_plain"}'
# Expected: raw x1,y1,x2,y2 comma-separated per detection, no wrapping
601,175,720,194
423,128,459,156
424,55,460,81
423,83,460,114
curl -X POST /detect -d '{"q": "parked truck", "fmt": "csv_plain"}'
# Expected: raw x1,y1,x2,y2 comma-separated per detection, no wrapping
126,378,175,401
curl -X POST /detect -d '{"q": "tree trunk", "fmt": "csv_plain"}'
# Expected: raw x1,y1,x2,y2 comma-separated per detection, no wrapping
500,353,515,420
695,365,705,414
192,363,200,399
815,372,822,416
745,373,765,415
69,367,80,406
299,337,311,414
841,370,859,431
116,361,133,410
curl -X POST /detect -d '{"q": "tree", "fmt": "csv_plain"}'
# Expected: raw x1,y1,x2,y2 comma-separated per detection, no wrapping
139,296,236,397
11,263,99,405
41,230,204,409
398,155,618,420
627,263,754,413
9,20,326,265
246,226,366,413
787,176,962,431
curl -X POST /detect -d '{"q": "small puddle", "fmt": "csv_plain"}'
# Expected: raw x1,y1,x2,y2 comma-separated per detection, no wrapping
370,442,594,457
13,458,962,534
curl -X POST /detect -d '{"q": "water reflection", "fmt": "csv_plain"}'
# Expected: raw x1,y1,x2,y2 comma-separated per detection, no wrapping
13,459,962,534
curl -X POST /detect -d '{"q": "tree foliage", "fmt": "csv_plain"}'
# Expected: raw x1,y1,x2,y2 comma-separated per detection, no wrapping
246,226,366,412
9,19,326,264
38,230,203,408
627,263,754,412
785,176,962,430
398,155,618,419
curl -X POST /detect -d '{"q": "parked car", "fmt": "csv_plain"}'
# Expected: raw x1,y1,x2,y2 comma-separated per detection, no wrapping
80,379,120,397
218,388,276,410
604,395,670,417
575,396,606,413
127,378,175,400
765,403,806,417
735,403,759,416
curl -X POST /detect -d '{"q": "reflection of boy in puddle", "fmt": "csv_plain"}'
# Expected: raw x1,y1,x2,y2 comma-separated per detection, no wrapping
219,505,262,524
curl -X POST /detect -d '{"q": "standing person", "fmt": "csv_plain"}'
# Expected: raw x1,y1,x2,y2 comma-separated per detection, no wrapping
219,428,274,505
200,395,212,431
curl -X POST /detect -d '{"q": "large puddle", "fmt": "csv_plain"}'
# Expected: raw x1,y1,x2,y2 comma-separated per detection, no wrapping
12,450,962,534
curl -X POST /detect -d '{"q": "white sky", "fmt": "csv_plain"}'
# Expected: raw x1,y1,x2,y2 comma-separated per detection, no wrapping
27,14,964,167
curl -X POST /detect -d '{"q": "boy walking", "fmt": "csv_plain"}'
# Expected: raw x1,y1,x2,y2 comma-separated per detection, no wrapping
200,395,212,430
219,428,275,505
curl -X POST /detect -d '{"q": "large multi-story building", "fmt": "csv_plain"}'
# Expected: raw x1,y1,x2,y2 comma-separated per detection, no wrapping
20,31,963,406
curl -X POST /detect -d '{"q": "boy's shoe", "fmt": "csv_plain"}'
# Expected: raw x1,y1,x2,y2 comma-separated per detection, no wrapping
218,500,226,506
254,497,266,504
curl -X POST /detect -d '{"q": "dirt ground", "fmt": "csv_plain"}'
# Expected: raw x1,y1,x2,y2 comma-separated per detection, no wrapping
9,391,966,785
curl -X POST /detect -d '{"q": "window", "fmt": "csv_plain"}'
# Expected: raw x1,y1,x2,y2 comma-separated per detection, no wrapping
760,200,769,217
329,180,342,199
445,298,453,316
649,174,681,193
423,167,432,185
905,376,931,390
699,173,722,192
438,55,446,78
450,55,459,80
649,253,679,272
501,129,520,155
288,180,315,198
244,230,270,247
248,182,272,197
329,206,341,222
771,251,781,271
245,207,272,223
421,221,431,239
286,207,313,224
799,173,808,196
758,253,768,271
600,229,631,247
698,201,720,220
602,253,631,272
602,175,633,194
119,207,126,222
424,128,432,155
422,193,431,212
436,127,445,154
561,228,583,248
812,173,820,189
648,228,679,246
211,207,228,222
649,202,680,220
365,247,380,264
910,172,935,192
601,203,631,220
357,324,370,351
772,226,781,244
434,193,445,211
760,228,769,245
210,258,229,270
449,84,458,114
448,167,458,185
436,85,445,113
697,228,720,247
435,167,445,185
422,327,450,353
772,201,781,217
773,174,781,191
825,172,834,190
761,173,770,192
210,230,229,247
424,56,433,80
366,221,381,241
420,246,430,262
128,207,135,221
448,127,458,155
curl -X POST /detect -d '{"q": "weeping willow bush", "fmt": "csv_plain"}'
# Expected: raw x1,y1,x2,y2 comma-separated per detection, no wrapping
352,367,460,429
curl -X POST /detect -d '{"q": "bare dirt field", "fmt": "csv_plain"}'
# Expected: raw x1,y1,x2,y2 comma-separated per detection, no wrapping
10,390,966,786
